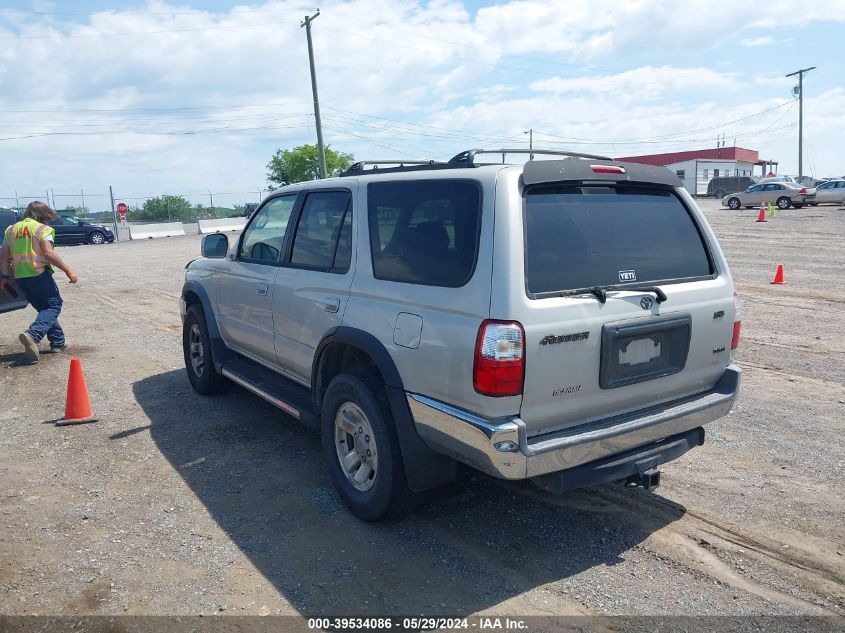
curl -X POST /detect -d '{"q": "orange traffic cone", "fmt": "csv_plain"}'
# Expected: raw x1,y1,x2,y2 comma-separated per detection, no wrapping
771,263,786,285
756,206,767,222
56,358,97,426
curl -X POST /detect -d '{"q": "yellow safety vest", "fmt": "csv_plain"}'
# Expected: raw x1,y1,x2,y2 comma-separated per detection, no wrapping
4,218,55,279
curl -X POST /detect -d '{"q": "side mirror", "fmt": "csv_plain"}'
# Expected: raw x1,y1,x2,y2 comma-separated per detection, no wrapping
201,233,229,258
78,220,85,225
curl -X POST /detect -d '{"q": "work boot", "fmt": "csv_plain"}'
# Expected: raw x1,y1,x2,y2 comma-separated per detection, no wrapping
49,343,69,353
19,332,40,362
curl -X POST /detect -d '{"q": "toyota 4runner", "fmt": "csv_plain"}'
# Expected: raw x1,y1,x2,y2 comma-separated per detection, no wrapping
181,149,741,521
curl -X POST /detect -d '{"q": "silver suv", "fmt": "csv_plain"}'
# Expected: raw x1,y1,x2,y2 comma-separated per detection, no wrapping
181,149,741,521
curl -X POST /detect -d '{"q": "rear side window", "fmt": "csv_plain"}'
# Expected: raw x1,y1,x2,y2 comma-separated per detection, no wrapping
367,180,481,287
524,185,713,296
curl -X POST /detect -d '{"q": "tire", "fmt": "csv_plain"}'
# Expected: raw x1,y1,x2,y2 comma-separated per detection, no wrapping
182,304,228,395
321,371,412,521
88,231,105,245
728,197,741,210
777,197,791,210
715,189,726,199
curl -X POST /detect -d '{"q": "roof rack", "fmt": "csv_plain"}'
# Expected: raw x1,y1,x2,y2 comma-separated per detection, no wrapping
448,148,613,164
339,159,453,177
337,148,615,177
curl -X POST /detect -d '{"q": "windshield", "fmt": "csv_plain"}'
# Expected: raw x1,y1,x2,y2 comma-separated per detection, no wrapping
524,185,714,296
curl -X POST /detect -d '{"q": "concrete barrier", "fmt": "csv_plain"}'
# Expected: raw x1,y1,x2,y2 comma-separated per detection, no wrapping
128,222,186,240
198,217,248,234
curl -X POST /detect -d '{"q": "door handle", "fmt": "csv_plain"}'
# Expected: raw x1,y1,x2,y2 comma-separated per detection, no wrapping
319,297,340,313
257,283,268,296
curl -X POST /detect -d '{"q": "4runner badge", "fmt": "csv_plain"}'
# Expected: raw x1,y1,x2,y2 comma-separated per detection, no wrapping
619,270,637,282
540,332,589,345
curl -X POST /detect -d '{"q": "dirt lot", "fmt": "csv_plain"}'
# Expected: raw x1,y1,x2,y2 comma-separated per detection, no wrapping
1,199,843,618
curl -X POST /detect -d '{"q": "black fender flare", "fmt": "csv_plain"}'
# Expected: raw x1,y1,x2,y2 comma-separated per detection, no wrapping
181,280,235,370
313,327,455,491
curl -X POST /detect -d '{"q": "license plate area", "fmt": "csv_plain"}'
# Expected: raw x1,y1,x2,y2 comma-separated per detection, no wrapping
600,314,691,389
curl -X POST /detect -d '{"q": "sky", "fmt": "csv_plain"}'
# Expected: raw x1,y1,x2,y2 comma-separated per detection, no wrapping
1,0,843,210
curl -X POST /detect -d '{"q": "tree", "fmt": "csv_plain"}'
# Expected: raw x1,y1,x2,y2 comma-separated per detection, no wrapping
267,144,354,188
127,195,194,222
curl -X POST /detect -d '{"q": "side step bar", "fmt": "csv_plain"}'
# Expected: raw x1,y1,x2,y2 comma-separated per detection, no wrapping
221,356,318,428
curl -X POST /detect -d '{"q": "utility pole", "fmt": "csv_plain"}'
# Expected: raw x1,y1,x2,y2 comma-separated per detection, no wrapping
786,66,816,180
109,185,119,242
302,10,327,179
80,188,85,215
14,191,19,209
208,190,214,212
524,128,534,160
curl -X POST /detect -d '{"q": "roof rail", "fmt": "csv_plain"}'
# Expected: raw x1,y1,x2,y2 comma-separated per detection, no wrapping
339,159,450,177
448,148,613,165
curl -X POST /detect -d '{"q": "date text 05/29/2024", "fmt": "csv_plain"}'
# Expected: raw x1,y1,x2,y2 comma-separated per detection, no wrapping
307,617,529,631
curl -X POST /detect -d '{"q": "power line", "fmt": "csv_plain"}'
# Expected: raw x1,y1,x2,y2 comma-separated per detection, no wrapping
0,100,306,113
0,17,301,40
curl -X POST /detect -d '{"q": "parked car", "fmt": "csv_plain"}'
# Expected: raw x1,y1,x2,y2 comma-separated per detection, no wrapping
0,208,19,237
723,182,816,210
242,203,259,218
49,216,114,245
181,148,741,521
758,175,799,184
706,176,756,199
810,179,845,205
0,209,28,314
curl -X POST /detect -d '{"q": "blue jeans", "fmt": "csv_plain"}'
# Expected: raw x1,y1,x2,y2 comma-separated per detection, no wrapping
16,271,65,348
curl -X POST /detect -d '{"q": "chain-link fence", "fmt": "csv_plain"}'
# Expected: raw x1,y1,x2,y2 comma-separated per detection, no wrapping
0,189,271,239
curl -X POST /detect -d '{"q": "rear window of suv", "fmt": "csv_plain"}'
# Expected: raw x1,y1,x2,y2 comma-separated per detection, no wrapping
524,185,713,296
368,180,481,287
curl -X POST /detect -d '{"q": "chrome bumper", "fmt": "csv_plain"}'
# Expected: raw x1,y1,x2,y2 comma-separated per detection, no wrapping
407,365,740,480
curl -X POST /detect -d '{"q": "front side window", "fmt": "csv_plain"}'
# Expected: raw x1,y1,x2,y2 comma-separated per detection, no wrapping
239,195,296,263
290,190,352,272
524,185,713,296
367,180,481,287
748,184,763,193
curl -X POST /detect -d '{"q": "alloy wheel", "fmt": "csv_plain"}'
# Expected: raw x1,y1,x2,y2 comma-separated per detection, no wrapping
334,402,378,492
188,323,204,377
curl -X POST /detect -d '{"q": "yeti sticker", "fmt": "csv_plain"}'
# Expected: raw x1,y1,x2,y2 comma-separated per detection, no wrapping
619,270,637,282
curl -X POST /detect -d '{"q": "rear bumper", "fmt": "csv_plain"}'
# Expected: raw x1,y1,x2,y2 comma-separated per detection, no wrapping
530,427,705,494
407,364,740,480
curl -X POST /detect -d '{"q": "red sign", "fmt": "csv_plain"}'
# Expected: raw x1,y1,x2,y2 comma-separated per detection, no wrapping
116,202,128,220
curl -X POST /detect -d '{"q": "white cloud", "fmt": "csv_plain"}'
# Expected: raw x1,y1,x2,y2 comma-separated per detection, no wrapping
741,36,775,47
0,0,843,203
530,66,737,100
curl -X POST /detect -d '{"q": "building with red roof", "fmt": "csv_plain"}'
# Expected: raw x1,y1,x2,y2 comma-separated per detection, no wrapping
616,147,779,196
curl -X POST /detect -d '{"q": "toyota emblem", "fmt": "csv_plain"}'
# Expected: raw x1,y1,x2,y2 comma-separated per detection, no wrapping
640,297,654,310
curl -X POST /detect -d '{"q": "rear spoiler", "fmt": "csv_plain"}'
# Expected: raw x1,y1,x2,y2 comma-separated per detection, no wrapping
523,160,683,188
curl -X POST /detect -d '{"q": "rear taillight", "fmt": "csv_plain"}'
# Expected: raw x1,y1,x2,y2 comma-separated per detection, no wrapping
799,187,807,194
474,320,525,397
731,292,742,350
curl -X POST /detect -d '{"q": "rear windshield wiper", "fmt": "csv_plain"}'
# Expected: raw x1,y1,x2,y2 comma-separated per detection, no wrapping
560,285,667,304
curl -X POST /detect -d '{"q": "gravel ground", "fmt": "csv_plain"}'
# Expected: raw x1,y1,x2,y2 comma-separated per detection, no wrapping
0,199,843,618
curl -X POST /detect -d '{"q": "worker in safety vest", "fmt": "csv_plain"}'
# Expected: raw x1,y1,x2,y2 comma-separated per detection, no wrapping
0,201,78,362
